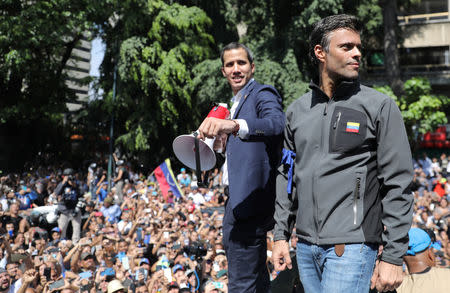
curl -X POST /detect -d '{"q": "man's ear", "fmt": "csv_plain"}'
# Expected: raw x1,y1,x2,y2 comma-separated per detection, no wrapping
314,44,326,63
426,248,435,266
221,67,226,77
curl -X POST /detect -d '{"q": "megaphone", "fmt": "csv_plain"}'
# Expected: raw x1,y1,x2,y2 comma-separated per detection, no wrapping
172,135,216,171
172,104,229,171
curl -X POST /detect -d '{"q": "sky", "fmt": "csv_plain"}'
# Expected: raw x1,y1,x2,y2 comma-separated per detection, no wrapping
89,37,106,100
90,37,105,77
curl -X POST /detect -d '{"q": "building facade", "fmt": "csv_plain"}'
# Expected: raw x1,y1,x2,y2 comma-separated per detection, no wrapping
365,0,450,96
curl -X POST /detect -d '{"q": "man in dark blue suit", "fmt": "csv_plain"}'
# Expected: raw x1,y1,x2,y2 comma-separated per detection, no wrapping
198,42,285,292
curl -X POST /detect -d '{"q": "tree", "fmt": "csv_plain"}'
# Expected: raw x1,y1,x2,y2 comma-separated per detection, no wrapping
379,0,422,97
374,77,449,148
380,0,403,96
0,0,110,170
97,0,214,167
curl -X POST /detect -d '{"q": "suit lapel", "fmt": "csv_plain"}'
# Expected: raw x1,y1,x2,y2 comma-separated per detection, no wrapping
232,81,256,119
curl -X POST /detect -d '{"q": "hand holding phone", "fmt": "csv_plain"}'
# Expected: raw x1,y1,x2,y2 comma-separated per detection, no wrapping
163,268,172,282
48,279,65,291
43,267,51,281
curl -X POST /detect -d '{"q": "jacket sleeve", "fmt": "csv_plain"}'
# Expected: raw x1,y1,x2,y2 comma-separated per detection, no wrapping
54,182,64,196
273,109,298,241
376,98,414,265
245,87,285,138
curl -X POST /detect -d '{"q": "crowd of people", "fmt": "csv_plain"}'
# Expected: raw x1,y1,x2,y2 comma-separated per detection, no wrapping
0,161,230,293
0,151,447,293
410,153,450,267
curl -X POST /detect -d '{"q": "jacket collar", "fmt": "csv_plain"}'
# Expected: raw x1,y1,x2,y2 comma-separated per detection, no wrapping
309,77,360,100
232,79,257,119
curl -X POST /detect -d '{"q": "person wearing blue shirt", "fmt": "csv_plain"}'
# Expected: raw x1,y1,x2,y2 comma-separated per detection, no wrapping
100,197,121,223
16,187,37,210
95,181,108,203
177,168,191,188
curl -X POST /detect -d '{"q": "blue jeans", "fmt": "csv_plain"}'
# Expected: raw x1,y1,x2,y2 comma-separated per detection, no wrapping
296,240,377,293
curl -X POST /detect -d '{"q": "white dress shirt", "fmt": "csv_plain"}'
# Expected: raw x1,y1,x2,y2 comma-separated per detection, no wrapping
221,79,253,186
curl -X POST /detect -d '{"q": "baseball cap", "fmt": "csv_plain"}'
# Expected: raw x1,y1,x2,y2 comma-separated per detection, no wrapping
107,279,125,293
406,228,431,256
173,264,185,274
139,258,150,266
180,168,186,172
51,227,61,233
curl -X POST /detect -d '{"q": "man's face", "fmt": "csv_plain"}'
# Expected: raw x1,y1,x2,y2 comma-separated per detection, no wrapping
9,204,18,214
6,263,18,279
0,272,10,291
118,241,128,253
319,28,361,82
5,224,13,233
52,232,60,240
82,257,95,270
221,48,255,95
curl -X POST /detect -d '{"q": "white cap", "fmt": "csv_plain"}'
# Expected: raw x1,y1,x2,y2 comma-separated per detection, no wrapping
107,279,125,293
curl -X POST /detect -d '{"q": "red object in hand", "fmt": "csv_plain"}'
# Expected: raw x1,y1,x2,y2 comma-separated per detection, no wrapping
206,105,229,120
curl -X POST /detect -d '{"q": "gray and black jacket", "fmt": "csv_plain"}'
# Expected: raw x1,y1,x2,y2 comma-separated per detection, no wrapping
273,80,414,265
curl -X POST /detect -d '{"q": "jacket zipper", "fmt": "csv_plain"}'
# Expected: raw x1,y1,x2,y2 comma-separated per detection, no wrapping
332,111,341,147
353,177,361,225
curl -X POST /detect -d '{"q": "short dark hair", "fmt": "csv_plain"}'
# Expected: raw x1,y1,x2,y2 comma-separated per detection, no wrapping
309,14,362,66
220,42,254,65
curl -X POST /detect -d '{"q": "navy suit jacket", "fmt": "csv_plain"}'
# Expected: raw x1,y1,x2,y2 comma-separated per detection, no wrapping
224,81,285,236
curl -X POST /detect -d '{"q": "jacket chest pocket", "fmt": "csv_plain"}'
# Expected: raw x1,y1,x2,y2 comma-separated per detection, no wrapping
329,106,367,153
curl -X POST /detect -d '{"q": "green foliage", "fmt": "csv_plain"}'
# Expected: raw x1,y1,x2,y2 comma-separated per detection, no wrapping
190,59,231,116
98,0,214,165
375,77,449,145
254,50,309,109
372,85,398,102
0,0,111,169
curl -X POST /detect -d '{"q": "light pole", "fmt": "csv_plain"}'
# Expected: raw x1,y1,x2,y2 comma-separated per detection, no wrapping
107,53,118,193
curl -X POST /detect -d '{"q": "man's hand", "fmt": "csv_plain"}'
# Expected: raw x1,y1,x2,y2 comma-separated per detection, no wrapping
198,117,238,140
370,260,403,292
272,240,292,271
23,269,38,284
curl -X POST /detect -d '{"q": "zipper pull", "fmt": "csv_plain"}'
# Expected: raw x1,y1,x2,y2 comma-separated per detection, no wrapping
333,112,341,129
355,178,361,199
323,103,328,115
353,177,361,225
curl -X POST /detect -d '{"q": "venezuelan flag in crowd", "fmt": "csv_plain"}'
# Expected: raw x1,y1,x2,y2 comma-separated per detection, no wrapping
153,159,183,198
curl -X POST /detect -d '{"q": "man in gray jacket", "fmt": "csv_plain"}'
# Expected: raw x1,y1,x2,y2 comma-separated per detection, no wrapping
272,14,414,293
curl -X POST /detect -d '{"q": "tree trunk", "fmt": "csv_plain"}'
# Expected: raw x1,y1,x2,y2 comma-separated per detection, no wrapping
382,0,403,96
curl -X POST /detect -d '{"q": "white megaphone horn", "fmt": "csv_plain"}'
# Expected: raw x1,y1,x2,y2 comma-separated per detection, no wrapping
172,103,230,172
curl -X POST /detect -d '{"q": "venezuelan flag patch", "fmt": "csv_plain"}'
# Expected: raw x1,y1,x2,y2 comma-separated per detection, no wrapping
346,122,360,133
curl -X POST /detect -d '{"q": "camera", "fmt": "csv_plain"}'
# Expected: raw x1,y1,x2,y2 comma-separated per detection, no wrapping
183,241,207,260
74,197,86,214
